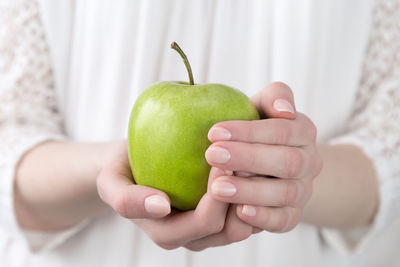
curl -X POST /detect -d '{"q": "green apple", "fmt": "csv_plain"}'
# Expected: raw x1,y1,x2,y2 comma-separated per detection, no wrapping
128,42,259,210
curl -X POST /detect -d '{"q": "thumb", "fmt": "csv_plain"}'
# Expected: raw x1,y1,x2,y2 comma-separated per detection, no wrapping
97,161,171,219
250,81,296,120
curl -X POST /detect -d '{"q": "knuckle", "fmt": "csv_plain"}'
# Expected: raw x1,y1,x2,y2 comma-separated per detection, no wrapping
225,224,252,243
112,191,130,218
96,168,116,203
246,149,257,170
213,220,225,233
106,161,125,177
272,120,291,144
247,121,257,141
283,210,302,232
96,174,106,200
313,153,323,178
303,182,313,203
154,240,179,250
300,114,318,143
150,234,181,250
308,121,318,143
285,149,304,178
274,209,290,232
284,180,299,206
292,181,312,207
197,218,224,236
185,244,205,252
260,208,271,229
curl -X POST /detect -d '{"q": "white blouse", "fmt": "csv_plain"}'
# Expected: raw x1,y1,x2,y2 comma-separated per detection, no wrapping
1,0,400,266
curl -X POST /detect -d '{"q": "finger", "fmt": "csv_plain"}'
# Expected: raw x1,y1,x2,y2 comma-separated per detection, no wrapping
250,81,296,119
184,205,253,251
237,205,302,233
205,142,309,179
208,113,317,146
211,176,306,207
134,168,229,249
97,160,171,219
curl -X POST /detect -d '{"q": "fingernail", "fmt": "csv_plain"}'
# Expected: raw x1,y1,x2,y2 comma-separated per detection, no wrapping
208,127,231,141
205,146,231,164
144,195,171,216
242,205,256,216
224,170,233,176
273,99,294,113
212,180,237,197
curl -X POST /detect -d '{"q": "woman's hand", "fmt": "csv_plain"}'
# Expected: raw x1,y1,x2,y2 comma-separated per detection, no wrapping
184,82,323,251
206,82,323,231
97,148,230,250
98,82,322,251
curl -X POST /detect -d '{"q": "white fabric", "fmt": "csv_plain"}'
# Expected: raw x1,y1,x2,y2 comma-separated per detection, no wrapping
1,0,400,266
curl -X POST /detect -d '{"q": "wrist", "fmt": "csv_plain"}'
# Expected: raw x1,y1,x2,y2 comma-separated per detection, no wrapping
14,140,127,231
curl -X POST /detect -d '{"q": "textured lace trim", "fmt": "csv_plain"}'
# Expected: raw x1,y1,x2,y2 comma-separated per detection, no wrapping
0,0,62,133
345,0,400,162
0,0,64,248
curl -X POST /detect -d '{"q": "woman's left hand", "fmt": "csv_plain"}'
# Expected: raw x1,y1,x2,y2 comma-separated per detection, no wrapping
185,82,323,251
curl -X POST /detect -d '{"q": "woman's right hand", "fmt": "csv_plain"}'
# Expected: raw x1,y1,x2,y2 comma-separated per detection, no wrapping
96,146,231,250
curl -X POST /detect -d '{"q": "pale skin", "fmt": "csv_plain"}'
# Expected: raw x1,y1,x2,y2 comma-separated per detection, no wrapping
14,82,378,251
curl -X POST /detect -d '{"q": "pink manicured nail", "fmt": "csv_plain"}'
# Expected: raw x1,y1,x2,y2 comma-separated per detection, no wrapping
205,146,231,164
144,195,171,216
273,99,294,113
212,180,237,197
208,127,232,141
242,205,256,216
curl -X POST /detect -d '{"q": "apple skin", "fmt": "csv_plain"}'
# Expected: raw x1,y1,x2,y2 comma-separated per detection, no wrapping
128,81,260,210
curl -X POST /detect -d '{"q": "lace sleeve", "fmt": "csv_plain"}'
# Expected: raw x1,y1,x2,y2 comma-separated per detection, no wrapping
322,0,400,254
0,0,66,249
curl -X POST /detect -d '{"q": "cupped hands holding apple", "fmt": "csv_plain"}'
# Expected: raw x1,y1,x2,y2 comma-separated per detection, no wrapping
96,43,322,251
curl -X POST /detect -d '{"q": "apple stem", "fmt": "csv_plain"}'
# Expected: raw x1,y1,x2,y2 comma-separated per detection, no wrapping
171,42,194,85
